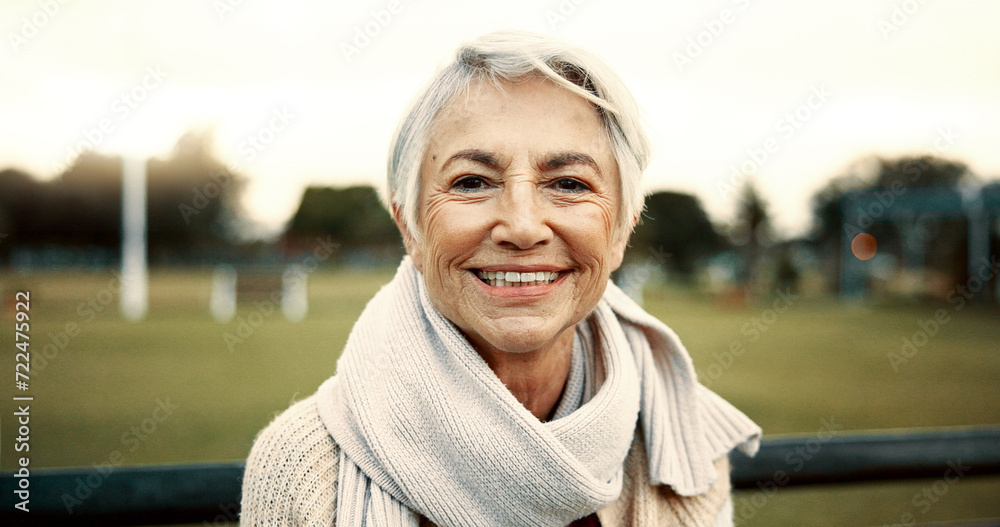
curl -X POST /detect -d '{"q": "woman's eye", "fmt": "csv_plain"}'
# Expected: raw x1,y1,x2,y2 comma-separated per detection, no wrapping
453,176,488,191
553,178,589,192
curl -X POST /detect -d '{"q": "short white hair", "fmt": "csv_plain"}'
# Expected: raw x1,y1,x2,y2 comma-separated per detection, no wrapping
387,30,651,245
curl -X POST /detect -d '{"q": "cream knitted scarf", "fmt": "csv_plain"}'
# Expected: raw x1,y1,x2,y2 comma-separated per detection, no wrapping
316,258,759,526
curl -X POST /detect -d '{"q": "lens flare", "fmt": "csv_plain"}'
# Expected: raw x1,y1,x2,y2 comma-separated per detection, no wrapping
851,233,877,261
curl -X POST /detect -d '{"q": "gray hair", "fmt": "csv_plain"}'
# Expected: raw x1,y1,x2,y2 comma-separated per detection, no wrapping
387,30,651,245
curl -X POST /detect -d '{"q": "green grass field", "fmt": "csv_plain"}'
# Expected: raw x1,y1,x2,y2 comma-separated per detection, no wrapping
1,268,998,526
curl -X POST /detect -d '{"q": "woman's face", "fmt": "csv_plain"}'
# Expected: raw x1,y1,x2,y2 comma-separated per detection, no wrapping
399,75,627,356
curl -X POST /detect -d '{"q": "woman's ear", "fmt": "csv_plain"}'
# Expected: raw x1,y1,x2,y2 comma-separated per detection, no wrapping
391,203,423,271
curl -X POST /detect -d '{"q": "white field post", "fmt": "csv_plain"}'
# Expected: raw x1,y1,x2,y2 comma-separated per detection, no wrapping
121,157,148,321
282,265,308,322
210,264,237,322
963,186,990,303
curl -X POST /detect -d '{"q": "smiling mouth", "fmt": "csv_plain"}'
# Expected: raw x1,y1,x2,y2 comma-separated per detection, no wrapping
474,270,560,287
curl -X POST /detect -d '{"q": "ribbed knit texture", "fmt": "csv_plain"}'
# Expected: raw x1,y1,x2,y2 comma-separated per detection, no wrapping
596,427,733,527
241,397,736,526
597,284,761,495
242,257,759,526
318,259,640,526
241,397,339,525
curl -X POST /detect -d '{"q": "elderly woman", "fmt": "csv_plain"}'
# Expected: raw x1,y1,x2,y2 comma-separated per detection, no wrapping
241,31,759,526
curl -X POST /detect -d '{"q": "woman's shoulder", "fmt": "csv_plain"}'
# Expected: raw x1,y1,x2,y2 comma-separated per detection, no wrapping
241,393,339,526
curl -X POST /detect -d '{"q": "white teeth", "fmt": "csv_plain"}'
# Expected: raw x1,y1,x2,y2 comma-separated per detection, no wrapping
475,269,561,287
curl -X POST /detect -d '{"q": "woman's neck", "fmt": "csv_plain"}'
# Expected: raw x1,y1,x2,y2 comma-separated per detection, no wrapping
475,328,575,421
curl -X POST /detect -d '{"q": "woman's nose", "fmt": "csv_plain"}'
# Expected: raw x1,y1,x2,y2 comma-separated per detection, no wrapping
490,180,553,250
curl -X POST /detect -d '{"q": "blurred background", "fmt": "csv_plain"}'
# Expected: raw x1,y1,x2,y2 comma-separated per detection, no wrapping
1,0,998,525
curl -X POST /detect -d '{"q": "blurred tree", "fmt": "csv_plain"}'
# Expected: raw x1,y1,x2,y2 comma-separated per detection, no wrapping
773,243,801,295
810,155,974,292
56,153,123,248
731,181,771,288
0,130,247,265
0,168,48,259
284,185,403,263
627,190,727,281
0,159,122,254
147,130,245,260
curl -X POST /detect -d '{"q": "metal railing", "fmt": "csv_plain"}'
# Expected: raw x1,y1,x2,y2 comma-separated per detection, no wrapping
2,426,999,526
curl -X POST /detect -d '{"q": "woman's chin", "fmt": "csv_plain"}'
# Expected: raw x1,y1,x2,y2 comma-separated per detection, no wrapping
475,322,573,356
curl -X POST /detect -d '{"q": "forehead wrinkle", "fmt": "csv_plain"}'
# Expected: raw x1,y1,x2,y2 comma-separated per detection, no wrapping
442,149,503,172
541,151,601,175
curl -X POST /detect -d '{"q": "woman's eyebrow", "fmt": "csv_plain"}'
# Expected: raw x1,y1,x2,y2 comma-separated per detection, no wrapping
442,149,502,171
543,152,600,173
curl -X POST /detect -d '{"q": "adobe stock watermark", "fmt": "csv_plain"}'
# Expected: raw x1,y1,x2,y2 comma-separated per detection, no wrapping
888,255,1000,372
178,106,294,225
878,0,930,41
884,460,971,527
61,397,181,513
341,0,404,63
673,0,752,73
544,0,590,31
717,84,833,199
50,65,168,175
222,235,338,352
616,261,657,304
32,270,141,376
841,126,959,241
238,106,295,162
734,417,843,521
697,287,799,389
615,246,671,304
6,0,71,53
203,501,240,526
212,0,248,22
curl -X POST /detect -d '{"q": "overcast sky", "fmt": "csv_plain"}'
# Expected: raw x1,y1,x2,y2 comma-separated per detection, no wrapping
3,0,999,239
